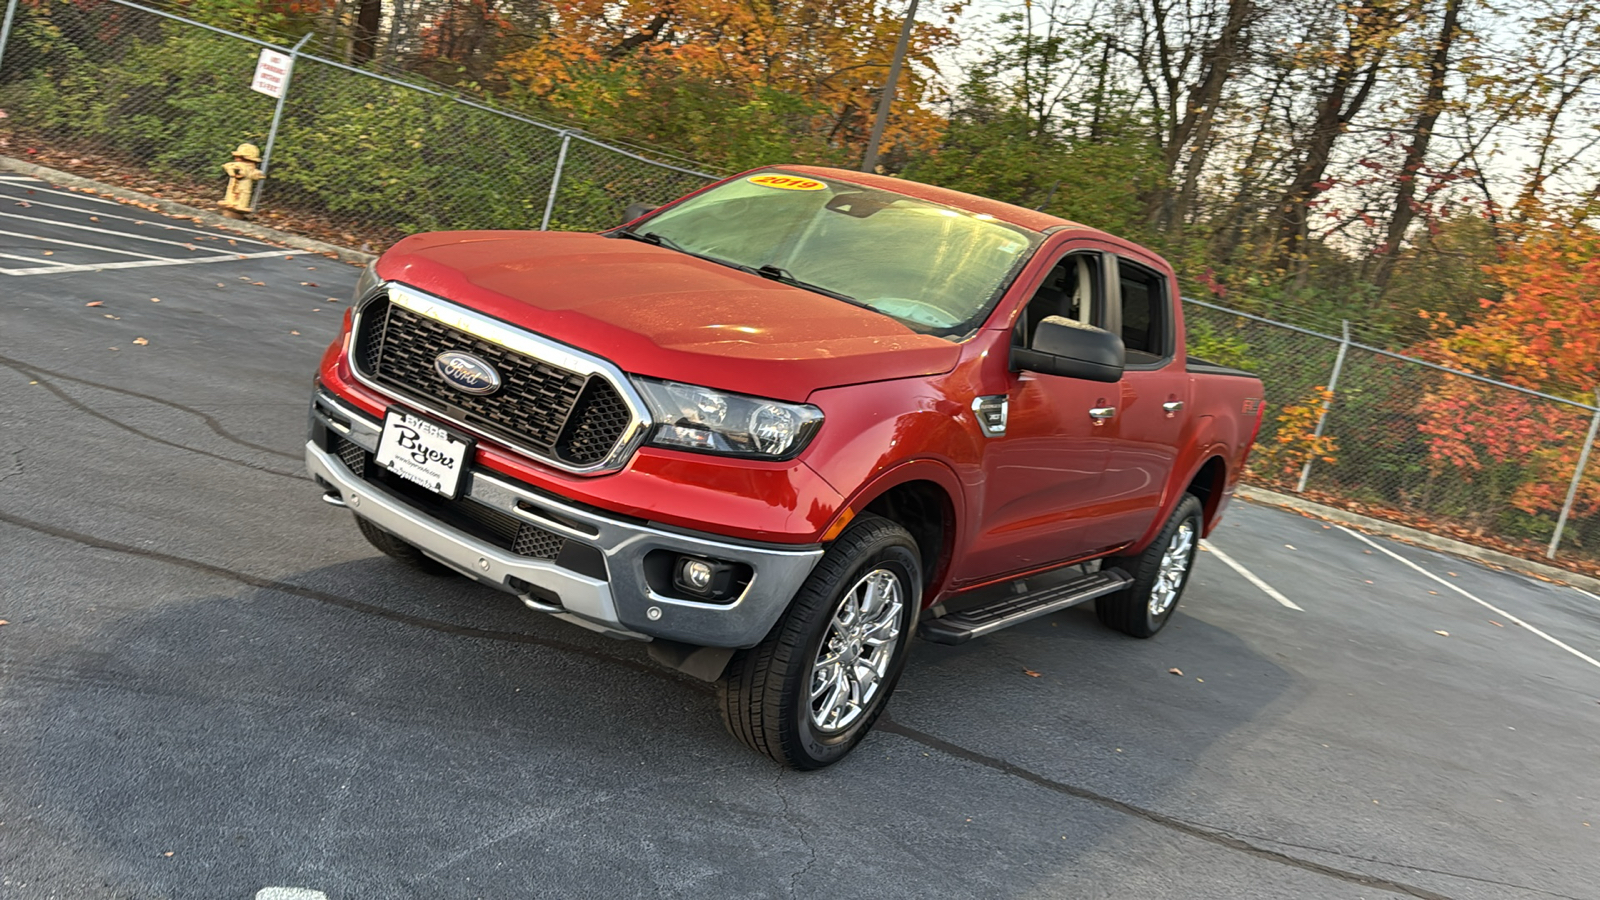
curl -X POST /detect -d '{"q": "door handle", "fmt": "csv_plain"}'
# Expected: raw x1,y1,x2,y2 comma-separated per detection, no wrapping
1089,406,1117,420
1163,400,1185,413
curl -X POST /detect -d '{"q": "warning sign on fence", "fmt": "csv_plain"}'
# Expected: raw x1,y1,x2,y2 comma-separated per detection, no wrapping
250,48,293,98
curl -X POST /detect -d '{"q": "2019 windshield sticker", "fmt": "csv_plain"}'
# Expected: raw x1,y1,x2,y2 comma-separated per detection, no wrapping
748,174,827,191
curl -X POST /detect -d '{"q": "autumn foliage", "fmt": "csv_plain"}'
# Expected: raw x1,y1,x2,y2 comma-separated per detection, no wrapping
495,1,958,168
1250,386,1339,483
1410,226,1600,516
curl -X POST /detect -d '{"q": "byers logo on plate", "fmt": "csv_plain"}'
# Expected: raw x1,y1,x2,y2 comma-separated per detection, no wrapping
748,174,826,191
434,351,502,395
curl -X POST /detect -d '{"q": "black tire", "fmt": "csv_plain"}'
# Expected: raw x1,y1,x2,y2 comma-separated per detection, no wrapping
1096,493,1203,638
718,515,921,770
355,515,452,576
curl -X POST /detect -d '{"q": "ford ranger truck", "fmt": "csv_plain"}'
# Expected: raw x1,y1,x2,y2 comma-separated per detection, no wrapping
306,166,1265,769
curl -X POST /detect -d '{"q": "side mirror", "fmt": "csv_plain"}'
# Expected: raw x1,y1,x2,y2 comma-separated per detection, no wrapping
622,202,658,225
1013,316,1124,383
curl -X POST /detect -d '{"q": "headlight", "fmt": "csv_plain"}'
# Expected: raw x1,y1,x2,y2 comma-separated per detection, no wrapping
352,260,382,303
636,379,823,460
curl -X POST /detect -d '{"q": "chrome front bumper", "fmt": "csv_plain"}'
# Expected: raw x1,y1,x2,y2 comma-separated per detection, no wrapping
307,389,823,647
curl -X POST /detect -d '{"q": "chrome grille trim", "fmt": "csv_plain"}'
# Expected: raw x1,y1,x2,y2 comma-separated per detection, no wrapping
349,282,652,476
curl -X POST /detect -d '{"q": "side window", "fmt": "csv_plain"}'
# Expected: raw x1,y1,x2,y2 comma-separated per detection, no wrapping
1015,252,1100,347
1116,260,1170,365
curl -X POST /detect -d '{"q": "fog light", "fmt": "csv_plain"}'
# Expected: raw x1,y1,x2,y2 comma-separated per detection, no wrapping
673,555,736,599
681,559,713,590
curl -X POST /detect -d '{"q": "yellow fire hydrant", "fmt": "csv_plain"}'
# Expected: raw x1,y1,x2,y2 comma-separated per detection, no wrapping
219,142,265,220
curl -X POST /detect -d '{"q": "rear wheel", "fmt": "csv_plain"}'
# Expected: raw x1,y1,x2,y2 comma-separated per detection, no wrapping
718,515,920,769
1096,494,1203,638
355,516,452,576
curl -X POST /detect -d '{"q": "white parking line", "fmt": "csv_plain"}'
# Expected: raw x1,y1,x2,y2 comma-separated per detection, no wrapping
1200,539,1303,610
0,248,305,276
1573,585,1600,605
0,227,168,259
0,251,71,267
0,180,125,207
1336,526,1600,671
0,193,275,245
0,208,247,252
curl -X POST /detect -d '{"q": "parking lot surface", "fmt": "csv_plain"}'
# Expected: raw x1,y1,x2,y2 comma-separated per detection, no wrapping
1,178,1597,899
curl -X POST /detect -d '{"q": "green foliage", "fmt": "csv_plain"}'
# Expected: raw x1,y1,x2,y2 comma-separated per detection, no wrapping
1185,318,1257,371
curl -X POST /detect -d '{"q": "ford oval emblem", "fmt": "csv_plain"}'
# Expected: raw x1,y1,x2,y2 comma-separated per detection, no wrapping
434,351,502,395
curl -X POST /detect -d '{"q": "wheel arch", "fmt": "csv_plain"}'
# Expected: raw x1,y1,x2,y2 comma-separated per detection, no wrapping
1184,452,1230,536
830,461,963,606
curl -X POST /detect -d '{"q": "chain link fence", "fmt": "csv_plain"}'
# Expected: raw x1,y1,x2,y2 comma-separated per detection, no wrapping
2,1,1597,572
1185,297,1600,568
0,0,718,246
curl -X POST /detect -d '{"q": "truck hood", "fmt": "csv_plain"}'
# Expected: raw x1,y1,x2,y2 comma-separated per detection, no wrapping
374,231,962,403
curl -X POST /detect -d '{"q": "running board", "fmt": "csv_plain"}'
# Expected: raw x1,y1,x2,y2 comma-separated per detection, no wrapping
919,570,1133,645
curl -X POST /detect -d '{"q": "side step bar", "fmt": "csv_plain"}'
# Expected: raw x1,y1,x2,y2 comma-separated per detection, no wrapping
919,569,1133,645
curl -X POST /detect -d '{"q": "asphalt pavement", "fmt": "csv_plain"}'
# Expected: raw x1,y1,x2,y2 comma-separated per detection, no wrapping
2,174,1597,900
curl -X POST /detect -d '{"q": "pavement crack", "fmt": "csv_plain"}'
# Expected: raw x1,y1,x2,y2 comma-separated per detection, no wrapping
0,449,22,484
773,771,818,899
5,363,306,482
876,717,1462,900
0,507,712,694
0,350,302,461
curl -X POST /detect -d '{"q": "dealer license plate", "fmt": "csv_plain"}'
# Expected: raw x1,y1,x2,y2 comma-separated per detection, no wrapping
373,409,473,500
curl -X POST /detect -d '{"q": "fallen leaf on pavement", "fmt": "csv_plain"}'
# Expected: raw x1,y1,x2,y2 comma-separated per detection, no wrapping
1489,621,1503,627
133,337,148,346
103,314,119,319
1434,630,1449,637
0,620,10,626
1023,669,1041,678
289,331,300,335
1167,667,1183,676
85,301,103,307
301,282,318,287
150,297,160,302
41,250,52,256
251,281,265,286
1285,544,1296,550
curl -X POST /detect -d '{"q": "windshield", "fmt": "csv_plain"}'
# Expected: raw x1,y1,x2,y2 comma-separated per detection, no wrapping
625,170,1043,339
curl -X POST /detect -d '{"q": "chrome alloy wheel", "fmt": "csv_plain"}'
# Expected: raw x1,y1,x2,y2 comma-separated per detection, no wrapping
809,568,905,733
1149,520,1196,617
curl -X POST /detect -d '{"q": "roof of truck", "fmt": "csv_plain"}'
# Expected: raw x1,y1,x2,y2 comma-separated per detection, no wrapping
777,165,1099,236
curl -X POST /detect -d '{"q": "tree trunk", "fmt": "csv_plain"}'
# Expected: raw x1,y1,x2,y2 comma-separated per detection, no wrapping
1372,0,1464,297
1167,0,1253,229
352,0,382,65
1274,2,1404,282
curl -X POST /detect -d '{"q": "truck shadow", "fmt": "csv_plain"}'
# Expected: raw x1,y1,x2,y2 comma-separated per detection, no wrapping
7,556,1297,899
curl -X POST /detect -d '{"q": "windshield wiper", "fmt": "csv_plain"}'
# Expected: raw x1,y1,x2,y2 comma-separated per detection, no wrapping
751,265,858,304
608,229,688,252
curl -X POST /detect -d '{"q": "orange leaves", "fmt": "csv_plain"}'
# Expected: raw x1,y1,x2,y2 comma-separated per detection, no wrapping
497,0,957,164
1248,386,1340,481
1405,223,1600,516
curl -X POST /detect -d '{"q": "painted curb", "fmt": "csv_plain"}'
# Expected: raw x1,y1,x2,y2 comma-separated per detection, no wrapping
1238,484,1600,594
0,155,375,266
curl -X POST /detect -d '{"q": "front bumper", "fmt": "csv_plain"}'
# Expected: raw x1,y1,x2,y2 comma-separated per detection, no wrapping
307,388,823,647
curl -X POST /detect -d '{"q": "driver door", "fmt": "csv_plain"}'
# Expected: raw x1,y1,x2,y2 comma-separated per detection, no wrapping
953,250,1121,585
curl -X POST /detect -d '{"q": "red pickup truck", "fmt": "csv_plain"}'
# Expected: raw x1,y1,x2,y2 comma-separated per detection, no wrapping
307,166,1264,768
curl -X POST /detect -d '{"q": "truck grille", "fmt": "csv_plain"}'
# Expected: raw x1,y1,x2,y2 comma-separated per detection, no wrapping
353,296,634,467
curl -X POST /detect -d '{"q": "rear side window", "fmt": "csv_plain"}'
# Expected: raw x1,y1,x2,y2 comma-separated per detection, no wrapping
1117,261,1170,365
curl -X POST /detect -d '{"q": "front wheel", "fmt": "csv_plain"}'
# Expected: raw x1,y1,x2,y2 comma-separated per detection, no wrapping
718,515,921,769
1096,494,1203,638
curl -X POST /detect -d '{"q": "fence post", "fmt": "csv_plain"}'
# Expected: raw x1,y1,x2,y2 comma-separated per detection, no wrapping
540,132,573,232
250,32,312,212
1296,319,1350,494
1547,390,1600,559
0,0,20,79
